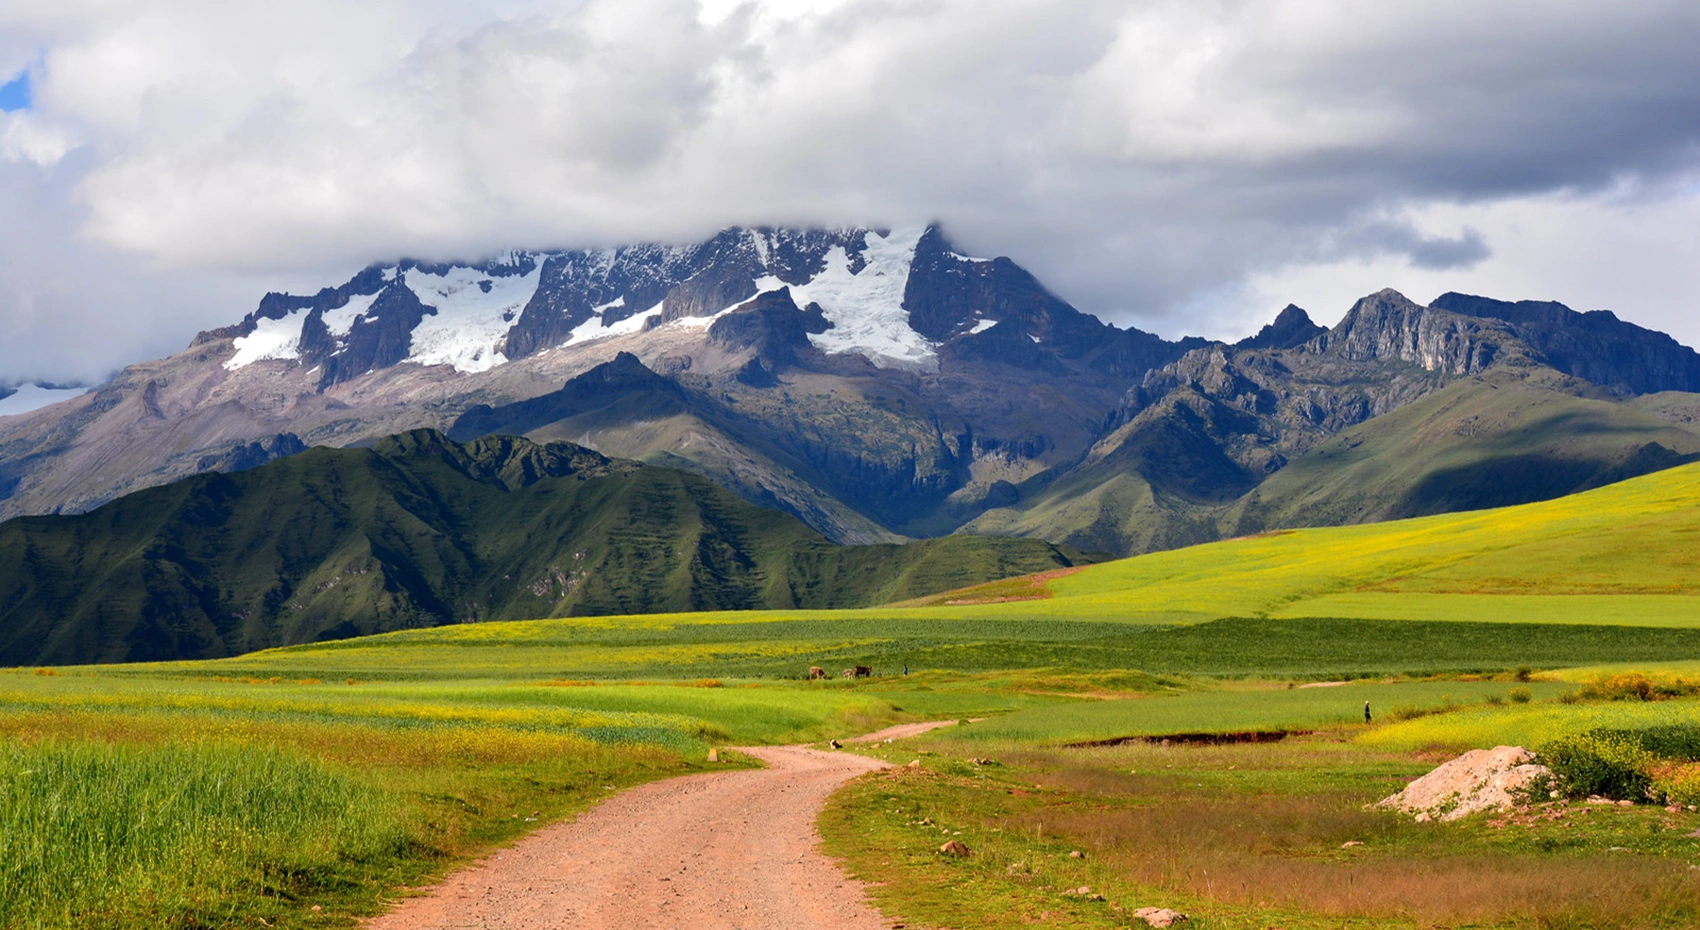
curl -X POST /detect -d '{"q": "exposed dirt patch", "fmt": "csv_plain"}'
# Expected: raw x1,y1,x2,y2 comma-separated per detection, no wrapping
940,565,1091,605
1067,730,1309,748
846,719,967,744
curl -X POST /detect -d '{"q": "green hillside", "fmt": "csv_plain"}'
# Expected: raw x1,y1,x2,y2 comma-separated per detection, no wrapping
932,455,1700,624
968,370,1700,556
1230,369,1700,531
0,431,1091,666
106,457,1700,684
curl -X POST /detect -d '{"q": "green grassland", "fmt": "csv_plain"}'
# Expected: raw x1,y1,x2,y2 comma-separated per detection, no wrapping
823,732,1700,929
114,615,1700,682
940,456,1700,623
9,460,1700,926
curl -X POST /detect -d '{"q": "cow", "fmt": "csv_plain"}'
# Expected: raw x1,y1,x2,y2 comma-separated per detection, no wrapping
854,665,872,678
807,666,827,680
841,668,856,678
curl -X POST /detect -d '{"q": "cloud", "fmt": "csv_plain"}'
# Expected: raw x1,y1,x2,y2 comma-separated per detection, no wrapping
1,111,75,164
1,0,1699,382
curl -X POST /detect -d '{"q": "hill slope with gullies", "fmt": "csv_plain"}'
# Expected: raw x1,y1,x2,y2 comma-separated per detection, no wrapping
0,431,1093,666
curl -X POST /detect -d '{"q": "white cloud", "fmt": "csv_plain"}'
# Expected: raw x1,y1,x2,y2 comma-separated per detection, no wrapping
0,110,75,165
1233,182,1700,344
1,0,1699,383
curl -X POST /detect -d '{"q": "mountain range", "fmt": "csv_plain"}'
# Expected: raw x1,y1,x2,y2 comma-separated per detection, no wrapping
2,224,1698,565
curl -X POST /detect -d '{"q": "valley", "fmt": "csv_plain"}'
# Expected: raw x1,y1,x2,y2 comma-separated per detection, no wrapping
3,230,1699,930
7,6,1698,928
7,462,1700,927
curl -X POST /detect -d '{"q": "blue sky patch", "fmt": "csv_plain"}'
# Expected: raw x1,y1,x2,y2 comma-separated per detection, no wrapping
0,72,32,112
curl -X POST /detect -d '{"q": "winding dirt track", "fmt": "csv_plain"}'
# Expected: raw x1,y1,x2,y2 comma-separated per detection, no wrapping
364,724,956,929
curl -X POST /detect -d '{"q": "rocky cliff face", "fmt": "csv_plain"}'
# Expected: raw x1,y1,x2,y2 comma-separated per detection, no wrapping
1309,289,1529,376
1432,292,1700,394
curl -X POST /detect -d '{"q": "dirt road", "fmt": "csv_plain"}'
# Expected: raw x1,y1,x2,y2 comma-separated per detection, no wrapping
847,720,964,743
365,732,929,929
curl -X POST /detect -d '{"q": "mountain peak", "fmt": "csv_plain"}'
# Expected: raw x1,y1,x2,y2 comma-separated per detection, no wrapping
1431,292,1700,393
1311,288,1510,375
1236,304,1325,350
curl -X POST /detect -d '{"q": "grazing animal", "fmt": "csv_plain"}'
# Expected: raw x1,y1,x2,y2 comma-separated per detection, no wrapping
807,666,827,680
841,668,856,678
853,665,872,678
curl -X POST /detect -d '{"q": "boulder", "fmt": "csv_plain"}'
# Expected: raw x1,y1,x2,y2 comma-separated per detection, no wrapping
1377,745,1552,821
1133,907,1188,927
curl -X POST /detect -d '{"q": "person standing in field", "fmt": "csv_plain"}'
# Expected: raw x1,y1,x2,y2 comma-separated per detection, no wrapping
1364,701,1372,723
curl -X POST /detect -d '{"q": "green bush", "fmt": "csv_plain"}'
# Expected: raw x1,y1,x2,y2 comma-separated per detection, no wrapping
1508,687,1532,704
1596,725,1700,762
1576,673,1700,702
1538,733,1655,801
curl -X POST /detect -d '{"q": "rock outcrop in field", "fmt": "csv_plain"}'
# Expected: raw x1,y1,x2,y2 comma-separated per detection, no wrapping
1378,745,1552,821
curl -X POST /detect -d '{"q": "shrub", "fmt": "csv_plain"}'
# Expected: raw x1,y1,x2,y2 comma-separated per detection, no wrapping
1594,725,1700,762
1538,733,1655,801
1576,673,1700,702
1653,763,1700,807
1508,687,1532,704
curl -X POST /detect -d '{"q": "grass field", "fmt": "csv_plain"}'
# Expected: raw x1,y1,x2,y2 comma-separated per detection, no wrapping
823,731,1700,929
0,662,1073,928
85,614,1700,684
7,462,1700,926
82,460,1698,692
936,458,1700,623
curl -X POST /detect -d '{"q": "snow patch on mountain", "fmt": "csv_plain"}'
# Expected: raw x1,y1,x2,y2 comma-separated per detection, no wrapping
404,264,542,373
321,291,382,339
747,228,771,266
753,227,936,370
226,312,307,369
968,318,998,335
562,299,665,347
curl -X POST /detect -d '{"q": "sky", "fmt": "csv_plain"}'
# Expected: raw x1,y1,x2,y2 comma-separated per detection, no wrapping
1,0,1698,387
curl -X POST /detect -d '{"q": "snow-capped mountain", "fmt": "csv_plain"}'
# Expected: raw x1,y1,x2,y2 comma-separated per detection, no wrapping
219,227,1024,386
0,224,1197,537
13,221,1694,553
